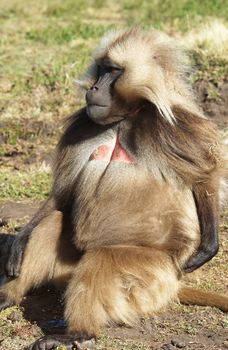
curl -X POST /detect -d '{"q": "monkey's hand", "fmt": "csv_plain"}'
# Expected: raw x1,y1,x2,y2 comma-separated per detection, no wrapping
184,181,219,273
0,234,15,282
6,232,29,278
26,334,96,350
183,241,219,273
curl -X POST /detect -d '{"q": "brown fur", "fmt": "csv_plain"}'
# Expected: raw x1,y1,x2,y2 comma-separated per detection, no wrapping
1,29,227,344
178,286,228,312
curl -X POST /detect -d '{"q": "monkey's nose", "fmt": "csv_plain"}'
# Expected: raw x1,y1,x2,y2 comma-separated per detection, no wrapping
86,88,102,105
90,86,98,91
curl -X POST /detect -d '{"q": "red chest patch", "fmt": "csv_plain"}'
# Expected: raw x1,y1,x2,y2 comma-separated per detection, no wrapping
89,137,135,164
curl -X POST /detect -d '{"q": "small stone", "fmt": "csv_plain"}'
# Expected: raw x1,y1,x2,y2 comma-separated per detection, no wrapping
8,310,22,322
160,344,173,350
223,341,228,348
0,218,8,227
171,339,186,348
0,79,13,92
74,338,96,349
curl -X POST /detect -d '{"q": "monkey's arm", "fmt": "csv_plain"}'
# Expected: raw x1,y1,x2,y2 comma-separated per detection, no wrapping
184,180,219,272
6,197,55,277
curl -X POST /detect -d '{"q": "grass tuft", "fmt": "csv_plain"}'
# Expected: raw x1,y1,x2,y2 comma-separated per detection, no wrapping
182,20,228,82
0,169,51,200
26,23,110,45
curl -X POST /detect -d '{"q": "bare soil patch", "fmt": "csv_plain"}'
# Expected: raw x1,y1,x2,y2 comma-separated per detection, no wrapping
195,79,228,129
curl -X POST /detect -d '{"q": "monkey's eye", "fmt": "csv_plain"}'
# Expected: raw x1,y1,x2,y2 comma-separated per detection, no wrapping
107,67,121,74
109,67,121,74
96,64,122,78
105,66,122,77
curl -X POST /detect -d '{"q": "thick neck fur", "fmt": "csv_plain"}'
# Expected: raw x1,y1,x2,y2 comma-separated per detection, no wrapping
52,105,223,211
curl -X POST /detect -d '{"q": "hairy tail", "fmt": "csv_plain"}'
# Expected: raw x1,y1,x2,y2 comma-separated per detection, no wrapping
178,286,228,312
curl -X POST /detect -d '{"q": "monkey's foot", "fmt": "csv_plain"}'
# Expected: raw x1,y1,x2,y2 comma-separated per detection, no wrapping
26,334,96,350
0,292,14,311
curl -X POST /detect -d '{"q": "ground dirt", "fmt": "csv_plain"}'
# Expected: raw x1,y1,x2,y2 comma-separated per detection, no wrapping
0,80,227,349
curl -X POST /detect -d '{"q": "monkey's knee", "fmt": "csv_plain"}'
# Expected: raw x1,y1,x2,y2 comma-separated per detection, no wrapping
64,247,179,337
0,290,15,311
0,251,53,308
0,264,36,308
0,278,23,310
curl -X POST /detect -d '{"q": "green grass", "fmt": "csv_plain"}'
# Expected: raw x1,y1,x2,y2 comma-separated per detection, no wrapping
191,51,228,83
0,170,51,200
97,335,149,349
0,0,227,96
123,0,228,30
26,23,110,44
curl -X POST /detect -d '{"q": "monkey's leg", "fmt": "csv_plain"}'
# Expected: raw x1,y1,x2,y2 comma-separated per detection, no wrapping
29,246,179,350
0,210,64,310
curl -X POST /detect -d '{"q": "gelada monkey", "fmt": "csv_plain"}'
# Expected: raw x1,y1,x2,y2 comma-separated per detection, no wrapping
0,29,227,350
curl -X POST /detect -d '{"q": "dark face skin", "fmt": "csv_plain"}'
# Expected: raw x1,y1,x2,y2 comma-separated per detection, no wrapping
85,60,123,124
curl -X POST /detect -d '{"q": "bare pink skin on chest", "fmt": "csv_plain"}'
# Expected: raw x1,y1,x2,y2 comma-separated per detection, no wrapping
89,136,135,164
